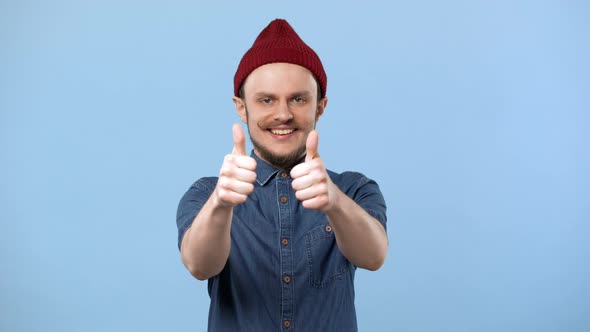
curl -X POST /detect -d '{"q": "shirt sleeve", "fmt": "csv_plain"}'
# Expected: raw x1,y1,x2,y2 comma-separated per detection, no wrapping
176,177,218,250
336,172,388,232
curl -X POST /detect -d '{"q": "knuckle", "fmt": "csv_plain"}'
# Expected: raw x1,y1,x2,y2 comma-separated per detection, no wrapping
217,177,228,188
238,170,254,184
234,195,245,204
217,188,229,200
311,169,325,181
241,156,252,166
248,171,257,183
219,164,232,177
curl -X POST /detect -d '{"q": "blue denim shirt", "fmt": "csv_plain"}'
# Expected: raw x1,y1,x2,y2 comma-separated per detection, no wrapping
177,153,387,332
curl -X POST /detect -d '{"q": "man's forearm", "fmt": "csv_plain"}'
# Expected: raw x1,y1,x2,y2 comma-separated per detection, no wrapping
181,193,232,280
326,190,388,271
181,124,257,280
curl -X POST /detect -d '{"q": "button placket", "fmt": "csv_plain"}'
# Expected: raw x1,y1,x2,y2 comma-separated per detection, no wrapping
277,172,294,331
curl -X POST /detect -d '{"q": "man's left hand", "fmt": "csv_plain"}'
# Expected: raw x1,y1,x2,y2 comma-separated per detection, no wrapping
290,130,338,212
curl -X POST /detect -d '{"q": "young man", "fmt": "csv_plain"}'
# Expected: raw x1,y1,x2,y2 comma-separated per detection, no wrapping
177,19,388,331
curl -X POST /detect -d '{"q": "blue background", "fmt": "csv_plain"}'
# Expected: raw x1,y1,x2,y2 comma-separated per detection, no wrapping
1,1,588,331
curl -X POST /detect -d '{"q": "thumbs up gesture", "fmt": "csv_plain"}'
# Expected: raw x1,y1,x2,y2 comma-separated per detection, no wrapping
290,130,337,212
214,124,257,208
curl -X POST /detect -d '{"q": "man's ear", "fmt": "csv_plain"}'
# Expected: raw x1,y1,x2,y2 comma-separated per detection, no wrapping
232,96,247,123
315,96,328,122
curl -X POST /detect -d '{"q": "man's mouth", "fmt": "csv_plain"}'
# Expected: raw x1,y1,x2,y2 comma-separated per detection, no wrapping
269,128,295,136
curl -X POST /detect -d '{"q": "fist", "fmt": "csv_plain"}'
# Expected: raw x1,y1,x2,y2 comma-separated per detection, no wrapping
290,130,336,212
214,124,257,208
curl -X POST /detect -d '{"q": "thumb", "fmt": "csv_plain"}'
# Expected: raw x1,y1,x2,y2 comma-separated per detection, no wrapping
232,123,246,156
305,130,319,162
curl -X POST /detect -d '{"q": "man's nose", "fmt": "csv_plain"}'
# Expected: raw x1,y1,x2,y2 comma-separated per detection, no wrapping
273,101,294,121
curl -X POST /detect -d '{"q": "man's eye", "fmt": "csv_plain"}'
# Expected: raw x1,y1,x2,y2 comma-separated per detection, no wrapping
293,97,306,103
259,98,272,104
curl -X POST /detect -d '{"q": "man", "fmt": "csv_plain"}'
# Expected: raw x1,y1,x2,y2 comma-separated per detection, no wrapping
177,19,388,331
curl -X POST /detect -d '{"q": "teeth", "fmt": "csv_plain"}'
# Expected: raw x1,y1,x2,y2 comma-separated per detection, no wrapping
271,129,294,135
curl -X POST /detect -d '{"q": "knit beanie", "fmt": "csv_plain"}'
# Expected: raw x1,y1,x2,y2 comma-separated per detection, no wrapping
234,19,327,98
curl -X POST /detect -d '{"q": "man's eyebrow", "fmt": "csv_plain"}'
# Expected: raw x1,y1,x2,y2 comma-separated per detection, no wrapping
288,90,312,98
252,92,278,99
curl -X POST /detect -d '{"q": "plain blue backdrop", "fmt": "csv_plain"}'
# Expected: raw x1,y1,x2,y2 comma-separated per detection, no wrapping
1,1,588,331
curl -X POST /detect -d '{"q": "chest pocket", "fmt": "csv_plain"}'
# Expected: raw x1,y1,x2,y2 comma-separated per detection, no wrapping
305,224,350,288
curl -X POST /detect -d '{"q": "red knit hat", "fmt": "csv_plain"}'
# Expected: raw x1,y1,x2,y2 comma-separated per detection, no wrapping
234,19,327,98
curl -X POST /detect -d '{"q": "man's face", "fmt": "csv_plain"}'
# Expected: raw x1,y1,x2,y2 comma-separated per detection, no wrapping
233,62,327,169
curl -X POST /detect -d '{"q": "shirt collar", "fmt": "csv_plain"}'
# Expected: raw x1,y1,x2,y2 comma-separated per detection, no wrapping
251,151,281,186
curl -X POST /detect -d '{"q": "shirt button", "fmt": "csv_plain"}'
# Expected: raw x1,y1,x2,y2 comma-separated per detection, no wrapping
281,172,288,178
325,225,333,232
280,196,288,203
282,238,289,246
283,275,291,284
283,320,291,328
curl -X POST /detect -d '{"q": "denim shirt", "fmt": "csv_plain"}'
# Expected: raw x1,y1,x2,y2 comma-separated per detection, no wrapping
176,152,387,332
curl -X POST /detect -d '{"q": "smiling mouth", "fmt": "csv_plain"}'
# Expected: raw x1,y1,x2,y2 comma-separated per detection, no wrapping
269,128,295,136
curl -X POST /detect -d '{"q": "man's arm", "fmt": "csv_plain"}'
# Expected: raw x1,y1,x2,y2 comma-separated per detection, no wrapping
180,124,257,280
323,190,387,271
290,131,388,270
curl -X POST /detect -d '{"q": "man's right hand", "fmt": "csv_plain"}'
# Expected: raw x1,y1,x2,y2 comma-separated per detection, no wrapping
214,124,257,208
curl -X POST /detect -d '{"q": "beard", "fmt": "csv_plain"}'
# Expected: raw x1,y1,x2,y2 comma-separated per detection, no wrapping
250,134,306,170
245,106,307,170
